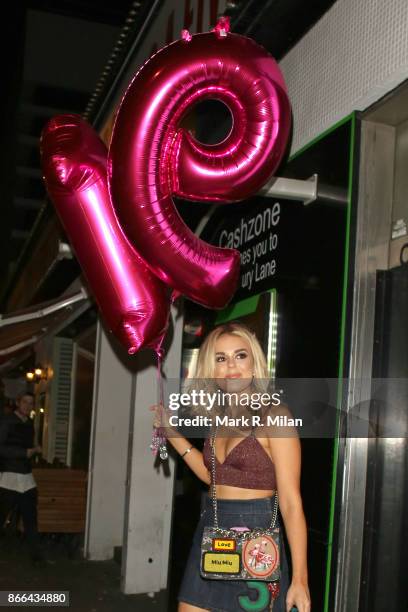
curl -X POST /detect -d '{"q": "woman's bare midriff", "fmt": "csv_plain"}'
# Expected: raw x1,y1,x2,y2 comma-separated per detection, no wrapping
213,484,276,499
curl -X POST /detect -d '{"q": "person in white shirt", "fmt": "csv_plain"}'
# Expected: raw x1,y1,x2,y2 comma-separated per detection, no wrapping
0,392,43,563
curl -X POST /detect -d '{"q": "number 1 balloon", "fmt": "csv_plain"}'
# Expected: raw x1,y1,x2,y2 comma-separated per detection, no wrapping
108,17,291,310
41,115,169,355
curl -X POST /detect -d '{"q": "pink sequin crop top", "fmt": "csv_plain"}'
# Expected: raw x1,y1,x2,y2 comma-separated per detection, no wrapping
203,434,276,490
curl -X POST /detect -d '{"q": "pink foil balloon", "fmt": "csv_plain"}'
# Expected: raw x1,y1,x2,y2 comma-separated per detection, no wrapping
108,21,291,309
41,114,169,355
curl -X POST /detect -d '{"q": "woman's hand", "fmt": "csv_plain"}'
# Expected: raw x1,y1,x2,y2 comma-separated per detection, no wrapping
286,579,311,611
148,406,210,484
149,404,172,430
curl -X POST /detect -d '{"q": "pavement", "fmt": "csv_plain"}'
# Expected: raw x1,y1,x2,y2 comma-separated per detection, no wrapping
0,531,174,612
0,479,203,612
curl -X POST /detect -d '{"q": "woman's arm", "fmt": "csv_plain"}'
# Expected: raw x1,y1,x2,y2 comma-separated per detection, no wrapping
150,405,211,485
267,408,311,610
269,434,308,582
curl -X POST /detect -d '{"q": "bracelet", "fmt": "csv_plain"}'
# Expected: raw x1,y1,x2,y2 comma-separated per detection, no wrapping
181,445,194,458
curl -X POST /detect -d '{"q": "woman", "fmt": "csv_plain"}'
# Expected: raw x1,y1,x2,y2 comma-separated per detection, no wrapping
152,322,310,612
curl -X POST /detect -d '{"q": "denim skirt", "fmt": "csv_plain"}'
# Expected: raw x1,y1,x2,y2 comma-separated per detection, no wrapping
178,494,290,612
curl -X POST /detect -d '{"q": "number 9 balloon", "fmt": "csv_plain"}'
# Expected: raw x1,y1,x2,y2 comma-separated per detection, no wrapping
109,17,291,309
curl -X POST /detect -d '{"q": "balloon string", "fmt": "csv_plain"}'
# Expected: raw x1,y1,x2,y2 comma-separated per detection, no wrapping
157,350,164,407
150,347,168,460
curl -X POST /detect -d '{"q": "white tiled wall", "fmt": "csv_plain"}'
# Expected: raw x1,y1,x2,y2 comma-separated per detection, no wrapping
280,0,408,153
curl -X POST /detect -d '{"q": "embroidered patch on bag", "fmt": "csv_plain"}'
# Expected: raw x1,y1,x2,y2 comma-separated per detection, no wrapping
242,535,279,578
213,538,236,551
202,552,241,574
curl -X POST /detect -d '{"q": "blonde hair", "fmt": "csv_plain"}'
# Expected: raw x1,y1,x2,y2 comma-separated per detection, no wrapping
194,322,269,380
183,323,271,418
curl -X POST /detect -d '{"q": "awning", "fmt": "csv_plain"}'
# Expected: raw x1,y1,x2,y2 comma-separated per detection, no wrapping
0,288,89,371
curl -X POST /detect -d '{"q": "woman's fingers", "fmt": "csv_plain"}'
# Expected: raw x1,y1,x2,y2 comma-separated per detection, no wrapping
149,404,171,429
149,404,164,428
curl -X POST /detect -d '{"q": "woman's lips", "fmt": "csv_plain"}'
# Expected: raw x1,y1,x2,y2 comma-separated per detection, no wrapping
225,374,241,378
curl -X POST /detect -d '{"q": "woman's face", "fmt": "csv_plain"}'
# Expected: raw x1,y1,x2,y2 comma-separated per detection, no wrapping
213,333,254,393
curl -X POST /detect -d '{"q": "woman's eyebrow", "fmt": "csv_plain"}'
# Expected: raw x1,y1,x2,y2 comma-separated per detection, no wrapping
215,348,248,355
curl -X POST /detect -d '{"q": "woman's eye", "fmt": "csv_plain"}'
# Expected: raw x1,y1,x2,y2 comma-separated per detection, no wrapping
215,355,225,362
236,352,247,359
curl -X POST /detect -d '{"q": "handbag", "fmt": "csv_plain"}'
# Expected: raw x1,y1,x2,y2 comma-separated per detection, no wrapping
200,429,280,582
